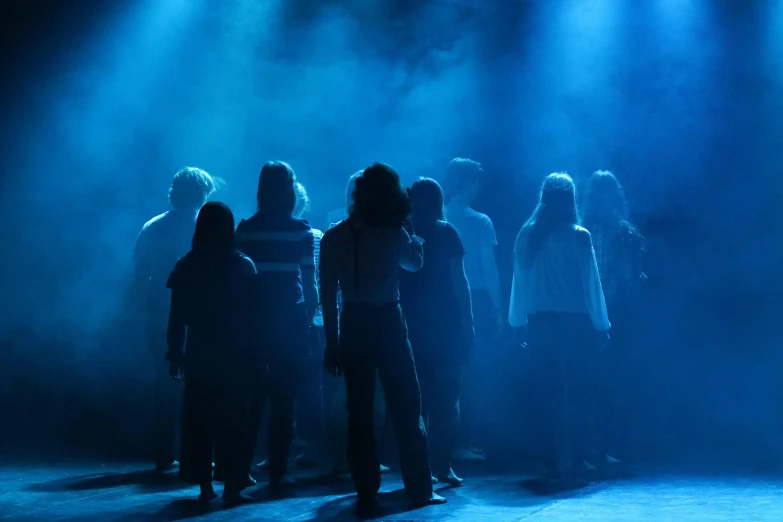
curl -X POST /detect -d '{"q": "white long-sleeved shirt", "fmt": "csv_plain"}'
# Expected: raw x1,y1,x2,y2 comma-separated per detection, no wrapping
509,224,610,332
320,220,424,306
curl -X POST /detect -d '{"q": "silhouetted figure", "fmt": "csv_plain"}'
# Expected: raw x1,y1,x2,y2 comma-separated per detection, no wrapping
582,170,647,464
326,170,390,477
134,167,217,471
291,181,325,468
509,173,610,480
443,158,501,461
401,178,474,487
166,202,257,503
236,161,318,488
320,163,446,509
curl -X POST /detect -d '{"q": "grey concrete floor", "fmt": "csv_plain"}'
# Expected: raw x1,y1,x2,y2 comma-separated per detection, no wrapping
1,461,782,521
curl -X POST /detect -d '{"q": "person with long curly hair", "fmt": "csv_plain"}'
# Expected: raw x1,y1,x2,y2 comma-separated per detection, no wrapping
320,163,446,510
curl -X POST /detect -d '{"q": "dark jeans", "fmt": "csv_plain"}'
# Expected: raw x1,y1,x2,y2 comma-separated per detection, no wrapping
419,365,462,477
245,303,309,479
296,352,324,446
180,365,249,485
594,300,640,461
458,289,493,448
340,303,433,500
147,320,180,469
527,312,598,471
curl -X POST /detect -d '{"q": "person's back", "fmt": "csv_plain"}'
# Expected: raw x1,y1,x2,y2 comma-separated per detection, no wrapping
236,212,314,309
400,221,462,358
444,206,496,291
135,210,198,314
322,220,422,307
168,250,257,368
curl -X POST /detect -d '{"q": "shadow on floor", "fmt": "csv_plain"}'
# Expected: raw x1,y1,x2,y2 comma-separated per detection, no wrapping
27,469,190,493
305,488,421,522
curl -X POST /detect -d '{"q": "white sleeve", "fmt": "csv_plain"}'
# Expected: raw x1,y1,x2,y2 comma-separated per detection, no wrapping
508,237,529,328
579,239,611,332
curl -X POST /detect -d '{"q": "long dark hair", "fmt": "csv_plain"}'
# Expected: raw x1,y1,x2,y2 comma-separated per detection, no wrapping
519,173,579,264
582,170,629,229
349,163,412,228
256,161,297,216
192,202,236,256
410,177,445,231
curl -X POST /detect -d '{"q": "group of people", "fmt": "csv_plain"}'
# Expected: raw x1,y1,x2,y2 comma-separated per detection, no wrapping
133,158,645,508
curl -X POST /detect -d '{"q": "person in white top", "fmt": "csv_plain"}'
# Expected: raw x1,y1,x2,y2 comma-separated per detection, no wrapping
442,157,500,461
509,172,610,481
320,163,446,509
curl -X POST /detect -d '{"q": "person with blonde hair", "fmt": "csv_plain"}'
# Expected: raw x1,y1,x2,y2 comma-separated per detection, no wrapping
134,166,218,472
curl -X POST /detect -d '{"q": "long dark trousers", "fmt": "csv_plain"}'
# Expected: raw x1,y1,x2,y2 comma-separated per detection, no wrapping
245,365,297,479
148,322,180,469
180,368,248,484
340,303,433,500
527,312,597,471
419,365,462,477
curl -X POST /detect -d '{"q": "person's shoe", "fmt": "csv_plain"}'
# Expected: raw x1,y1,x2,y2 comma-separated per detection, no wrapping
431,476,439,485
469,445,487,456
437,469,464,487
241,474,257,489
199,483,217,502
411,492,447,507
380,464,392,474
256,459,269,470
355,496,378,516
222,488,255,504
269,475,297,488
453,447,486,462
581,460,598,472
294,450,319,468
606,454,623,465
155,460,180,473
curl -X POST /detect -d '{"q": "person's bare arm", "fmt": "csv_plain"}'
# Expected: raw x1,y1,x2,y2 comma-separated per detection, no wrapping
133,229,151,297
448,257,474,340
479,244,503,311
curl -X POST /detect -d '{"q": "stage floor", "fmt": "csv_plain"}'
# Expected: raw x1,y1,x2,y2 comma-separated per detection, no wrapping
2,461,782,521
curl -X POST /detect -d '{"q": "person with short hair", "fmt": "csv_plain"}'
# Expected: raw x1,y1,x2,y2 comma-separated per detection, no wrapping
134,166,217,472
166,202,257,503
401,177,474,487
320,163,446,509
236,161,318,488
509,172,610,480
442,157,501,461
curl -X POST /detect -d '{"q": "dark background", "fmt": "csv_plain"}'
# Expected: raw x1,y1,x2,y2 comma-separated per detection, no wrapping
1,0,782,468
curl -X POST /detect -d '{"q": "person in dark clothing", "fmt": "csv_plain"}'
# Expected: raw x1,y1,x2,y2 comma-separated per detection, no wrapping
509,173,610,481
320,163,447,510
236,161,318,488
134,166,217,471
166,202,257,503
582,170,647,464
292,181,325,468
400,177,475,487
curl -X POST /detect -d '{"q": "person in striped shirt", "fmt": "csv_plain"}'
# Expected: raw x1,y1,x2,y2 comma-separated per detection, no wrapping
236,161,318,488
291,181,325,468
